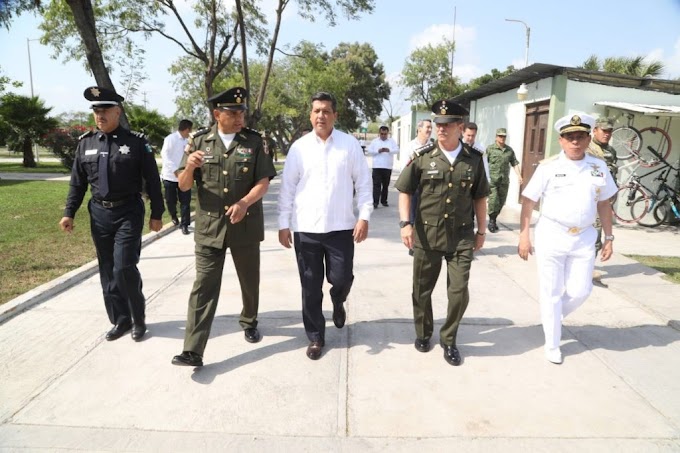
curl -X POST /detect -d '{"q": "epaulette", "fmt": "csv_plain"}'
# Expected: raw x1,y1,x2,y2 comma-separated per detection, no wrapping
78,130,94,140
539,154,559,164
190,127,210,140
463,142,483,156
405,141,436,167
241,126,260,136
130,130,147,140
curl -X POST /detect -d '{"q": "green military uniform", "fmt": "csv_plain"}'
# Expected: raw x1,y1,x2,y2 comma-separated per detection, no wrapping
486,141,519,218
179,123,276,356
395,139,489,346
587,117,618,255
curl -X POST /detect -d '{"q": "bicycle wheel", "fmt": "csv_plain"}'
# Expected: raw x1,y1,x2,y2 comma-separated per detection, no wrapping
611,185,649,223
630,196,658,227
610,126,642,160
652,199,671,225
636,127,672,167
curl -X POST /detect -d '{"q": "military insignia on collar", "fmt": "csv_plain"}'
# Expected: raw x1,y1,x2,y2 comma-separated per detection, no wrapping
119,144,130,155
90,87,101,97
429,161,436,168
589,163,603,177
570,115,581,125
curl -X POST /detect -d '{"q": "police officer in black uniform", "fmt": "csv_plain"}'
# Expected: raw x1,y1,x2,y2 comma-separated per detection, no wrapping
395,99,489,366
59,86,164,342
171,87,276,367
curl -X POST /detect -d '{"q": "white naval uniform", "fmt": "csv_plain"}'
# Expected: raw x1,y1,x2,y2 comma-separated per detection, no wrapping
522,151,617,350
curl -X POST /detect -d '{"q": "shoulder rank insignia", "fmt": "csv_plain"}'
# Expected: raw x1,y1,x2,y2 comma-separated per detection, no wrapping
78,130,94,140
463,142,482,156
405,141,436,167
130,130,147,140
190,127,211,139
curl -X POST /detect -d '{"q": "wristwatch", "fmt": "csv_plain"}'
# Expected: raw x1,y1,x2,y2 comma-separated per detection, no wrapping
604,234,615,241
399,220,412,228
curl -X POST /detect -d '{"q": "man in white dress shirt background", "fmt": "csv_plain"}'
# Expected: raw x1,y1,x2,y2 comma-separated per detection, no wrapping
462,122,490,181
518,113,617,365
278,91,373,361
367,125,399,208
160,119,193,234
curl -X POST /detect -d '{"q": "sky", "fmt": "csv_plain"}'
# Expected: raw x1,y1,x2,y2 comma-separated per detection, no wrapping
1,0,680,122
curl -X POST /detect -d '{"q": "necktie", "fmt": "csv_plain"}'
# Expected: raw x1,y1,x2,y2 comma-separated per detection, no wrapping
98,134,110,199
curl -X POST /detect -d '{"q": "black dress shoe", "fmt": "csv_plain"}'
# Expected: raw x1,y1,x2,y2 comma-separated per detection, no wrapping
414,338,430,352
105,322,132,341
373,203,378,209
306,340,324,360
441,344,462,366
244,327,261,343
131,323,146,341
171,351,203,367
181,225,190,235
171,216,179,226
332,302,346,328
381,202,389,207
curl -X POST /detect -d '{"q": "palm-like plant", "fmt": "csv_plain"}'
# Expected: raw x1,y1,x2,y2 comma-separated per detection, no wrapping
579,55,665,78
0,94,58,167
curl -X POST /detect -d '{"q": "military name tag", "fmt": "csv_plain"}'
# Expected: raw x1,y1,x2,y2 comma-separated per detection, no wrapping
426,170,438,174
555,173,566,177
85,149,98,155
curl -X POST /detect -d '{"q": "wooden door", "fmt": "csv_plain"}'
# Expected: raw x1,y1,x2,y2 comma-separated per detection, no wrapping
519,101,550,206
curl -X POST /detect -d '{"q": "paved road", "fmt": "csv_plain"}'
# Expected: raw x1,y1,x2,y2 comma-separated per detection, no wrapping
1,174,680,451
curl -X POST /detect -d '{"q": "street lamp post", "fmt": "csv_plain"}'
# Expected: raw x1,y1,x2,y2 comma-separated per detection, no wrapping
505,19,531,100
26,38,40,163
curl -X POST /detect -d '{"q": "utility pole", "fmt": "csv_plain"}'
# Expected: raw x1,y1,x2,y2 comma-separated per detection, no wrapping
27,38,40,163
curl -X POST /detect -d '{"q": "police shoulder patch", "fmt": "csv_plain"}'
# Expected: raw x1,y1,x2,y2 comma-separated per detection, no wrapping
78,130,94,140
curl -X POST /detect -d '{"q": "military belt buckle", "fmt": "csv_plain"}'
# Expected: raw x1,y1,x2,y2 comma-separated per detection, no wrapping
567,226,581,234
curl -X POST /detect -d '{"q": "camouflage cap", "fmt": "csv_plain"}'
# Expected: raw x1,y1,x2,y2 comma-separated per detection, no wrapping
595,117,614,130
496,128,507,136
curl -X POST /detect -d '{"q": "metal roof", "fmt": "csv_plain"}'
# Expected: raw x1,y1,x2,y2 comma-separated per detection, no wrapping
451,63,680,105
594,101,680,117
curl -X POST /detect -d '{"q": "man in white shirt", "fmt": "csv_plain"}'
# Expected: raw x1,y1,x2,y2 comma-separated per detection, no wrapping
278,91,373,361
366,126,399,208
518,113,617,365
160,119,193,234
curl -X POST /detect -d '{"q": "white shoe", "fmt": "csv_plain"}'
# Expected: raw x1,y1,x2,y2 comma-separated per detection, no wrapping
545,347,563,364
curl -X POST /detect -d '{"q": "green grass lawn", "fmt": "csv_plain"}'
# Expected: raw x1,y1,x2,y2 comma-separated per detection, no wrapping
0,180,181,305
625,255,680,284
0,161,71,173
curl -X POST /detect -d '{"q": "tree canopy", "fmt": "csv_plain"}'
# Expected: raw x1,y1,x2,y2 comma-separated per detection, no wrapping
579,55,665,78
401,39,460,109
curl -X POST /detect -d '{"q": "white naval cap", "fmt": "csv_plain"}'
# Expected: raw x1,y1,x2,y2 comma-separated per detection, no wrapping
554,113,595,135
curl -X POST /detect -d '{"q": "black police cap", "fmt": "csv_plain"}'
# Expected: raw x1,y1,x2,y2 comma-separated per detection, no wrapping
431,99,468,124
83,86,124,109
208,87,248,111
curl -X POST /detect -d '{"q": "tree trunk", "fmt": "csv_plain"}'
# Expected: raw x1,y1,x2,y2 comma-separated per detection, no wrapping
22,137,36,168
65,0,130,129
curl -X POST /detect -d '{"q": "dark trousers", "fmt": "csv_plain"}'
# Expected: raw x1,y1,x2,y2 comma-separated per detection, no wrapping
294,230,354,342
412,246,473,346
88,197,145,326
163,179,191,226
372,168,392,205
183,242,260,356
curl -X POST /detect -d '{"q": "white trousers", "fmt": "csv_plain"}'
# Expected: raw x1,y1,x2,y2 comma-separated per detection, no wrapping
534,219,596,350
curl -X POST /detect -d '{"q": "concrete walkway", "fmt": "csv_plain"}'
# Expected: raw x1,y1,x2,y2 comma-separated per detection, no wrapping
1,174,680,451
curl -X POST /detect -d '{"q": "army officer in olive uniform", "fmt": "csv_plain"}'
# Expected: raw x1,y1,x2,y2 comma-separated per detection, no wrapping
395,99,489,366
172,87,276,367
60,86,164,342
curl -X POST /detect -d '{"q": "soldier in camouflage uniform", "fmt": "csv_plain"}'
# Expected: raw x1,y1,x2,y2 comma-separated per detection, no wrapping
172,87,277,367
395,99,489,366
485,128,523,232
587,117,618,281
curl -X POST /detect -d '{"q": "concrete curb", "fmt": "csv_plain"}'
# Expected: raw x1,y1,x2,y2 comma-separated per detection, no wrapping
0,220,187,326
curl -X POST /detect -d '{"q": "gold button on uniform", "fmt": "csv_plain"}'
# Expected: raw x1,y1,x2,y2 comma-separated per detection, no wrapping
448,183,453,187
223,188,229,193
223,170,228,175
446,198,451,204
449,167,454,171
444,214,449,219
224,205,229,210
243,167,249,173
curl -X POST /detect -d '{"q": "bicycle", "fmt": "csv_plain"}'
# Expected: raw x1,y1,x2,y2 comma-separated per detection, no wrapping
629,147,680,227
610,157,673,224
610,118,672,167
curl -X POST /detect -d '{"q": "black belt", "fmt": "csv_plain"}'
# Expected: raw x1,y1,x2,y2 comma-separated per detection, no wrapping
92,196,136,208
